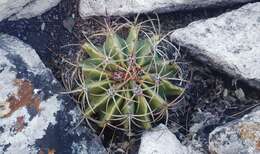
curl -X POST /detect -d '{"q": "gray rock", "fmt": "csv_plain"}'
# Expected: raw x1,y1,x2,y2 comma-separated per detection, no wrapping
79,0,256,18
235,88,246,101
209,109,260,154
171,2,260,89
0,34,106,154
138,124,200,154
0,0,60,22
223,89,229,98
63,17,75,33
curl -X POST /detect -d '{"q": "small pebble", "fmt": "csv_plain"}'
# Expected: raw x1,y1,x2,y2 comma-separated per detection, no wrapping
225,96,237,102
41,22,46,31
223,89,228,97
63,17,75,33
235,88,246,101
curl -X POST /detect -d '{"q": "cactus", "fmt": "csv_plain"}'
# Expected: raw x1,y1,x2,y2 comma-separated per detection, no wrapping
73,19,185,135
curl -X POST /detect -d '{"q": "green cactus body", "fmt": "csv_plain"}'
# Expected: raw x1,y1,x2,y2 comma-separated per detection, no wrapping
80,24,184,133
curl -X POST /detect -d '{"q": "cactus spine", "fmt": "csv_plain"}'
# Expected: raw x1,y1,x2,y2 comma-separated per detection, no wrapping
75,19,185,135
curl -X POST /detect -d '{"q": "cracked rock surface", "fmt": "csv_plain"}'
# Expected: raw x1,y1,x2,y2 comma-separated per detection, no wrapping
0,34,106,154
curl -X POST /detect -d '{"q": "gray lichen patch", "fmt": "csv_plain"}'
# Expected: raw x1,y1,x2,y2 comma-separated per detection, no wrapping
0,67,18,103
0,34,106,154
209,110,260,154
0,34,60,153
0,95,60,153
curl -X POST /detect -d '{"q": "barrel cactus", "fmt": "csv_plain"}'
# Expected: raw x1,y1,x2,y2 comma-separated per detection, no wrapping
74,20,185,135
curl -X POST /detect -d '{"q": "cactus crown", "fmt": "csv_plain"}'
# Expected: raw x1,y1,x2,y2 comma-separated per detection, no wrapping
74,18,185,135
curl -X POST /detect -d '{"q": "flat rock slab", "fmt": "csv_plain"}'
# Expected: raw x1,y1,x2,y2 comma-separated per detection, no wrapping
0,0,60,22
79,0,256,18
0,34,106,154
171,2,260,89
209,109,260,154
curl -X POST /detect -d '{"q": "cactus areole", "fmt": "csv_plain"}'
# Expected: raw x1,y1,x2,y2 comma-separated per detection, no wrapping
79,24,185,135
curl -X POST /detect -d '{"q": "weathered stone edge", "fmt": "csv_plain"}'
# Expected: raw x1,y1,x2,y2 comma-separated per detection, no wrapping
79,0,257,18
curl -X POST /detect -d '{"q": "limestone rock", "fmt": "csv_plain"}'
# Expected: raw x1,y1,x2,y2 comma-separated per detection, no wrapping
171,2,260,89
0,0,61,22
209,109,260,154
138,124,199,154
0,34,106,154
79,0,256,18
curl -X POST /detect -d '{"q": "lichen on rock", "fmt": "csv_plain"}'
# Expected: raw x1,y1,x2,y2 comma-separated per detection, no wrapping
0,34,106,154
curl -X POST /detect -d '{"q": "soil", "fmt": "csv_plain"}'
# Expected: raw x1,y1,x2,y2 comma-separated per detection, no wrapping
0,0,259,153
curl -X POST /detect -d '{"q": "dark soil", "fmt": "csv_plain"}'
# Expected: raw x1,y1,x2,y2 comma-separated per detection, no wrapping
0,0,259,153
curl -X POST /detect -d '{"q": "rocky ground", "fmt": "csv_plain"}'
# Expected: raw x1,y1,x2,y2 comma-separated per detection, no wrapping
0,0,260,153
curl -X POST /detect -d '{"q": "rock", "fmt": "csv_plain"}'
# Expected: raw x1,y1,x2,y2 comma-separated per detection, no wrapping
186,111,221,153
171,2,260,89
209,109,260,154
63,17,75,33
79,0,256,18
223,89,229,98
235,88,246,101
138,124,199,154
0,34,106,154
0,0,61,22
190,111,220,134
